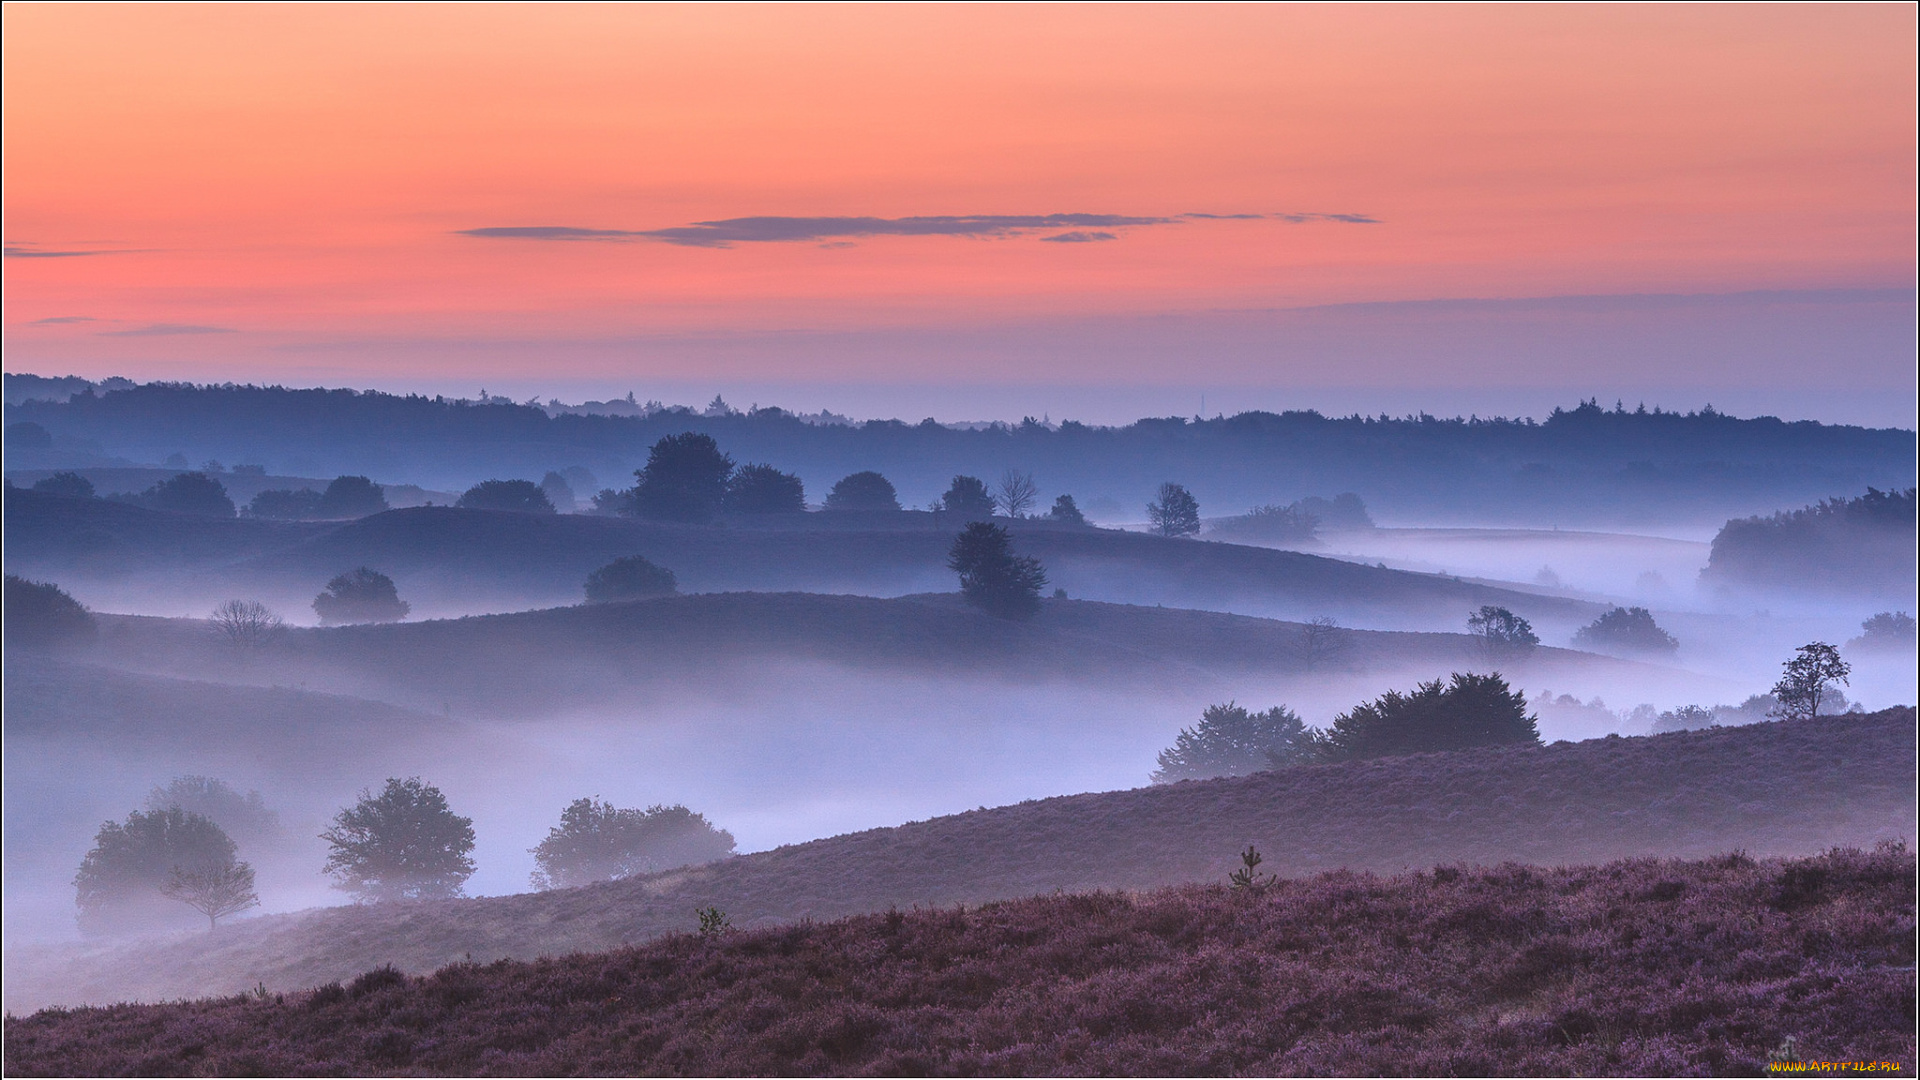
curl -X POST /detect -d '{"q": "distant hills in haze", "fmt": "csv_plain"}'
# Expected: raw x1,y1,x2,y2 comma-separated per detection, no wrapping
7,376,1913,526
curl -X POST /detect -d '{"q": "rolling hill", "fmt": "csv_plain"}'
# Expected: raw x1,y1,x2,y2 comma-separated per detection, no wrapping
6,707,1909,1012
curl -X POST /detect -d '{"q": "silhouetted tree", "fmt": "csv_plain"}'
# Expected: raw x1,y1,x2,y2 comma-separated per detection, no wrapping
1572,606,1678,656
73,808,237,936
5,574,97,647
725,463,806,514
1295,616,1351,671
31,471,95,499
1319,672,1539,761
630,433,733,522
584,555,678,602
161,860,259,930
1770,643,1850,721
317,475,389,518
321,778,476,902
210,599,285,649
457,479,555,513
825,471,901,512
940,475,996,520
529,799,736,890
1152,703,1317,783
312,567,410,624
996,469,1039,518
1467,606,1539,661
1047,494,1088,526
246,488,323,519
948,522,1047,619
1147,482,1200,537
146,472,236,517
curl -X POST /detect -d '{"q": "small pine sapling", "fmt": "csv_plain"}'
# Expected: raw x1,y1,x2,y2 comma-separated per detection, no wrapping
1228,845,1276,891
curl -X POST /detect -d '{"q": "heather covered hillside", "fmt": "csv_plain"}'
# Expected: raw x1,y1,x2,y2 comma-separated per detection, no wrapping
6,708,1909,1012
6,846,1912,1077
8,382,1913,525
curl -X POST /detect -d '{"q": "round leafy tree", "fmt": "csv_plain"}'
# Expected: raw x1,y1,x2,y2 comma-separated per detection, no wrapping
630,433,734,522
312,566,410,624
1467,605,1540,661
147,472,236,517
1047,494,1089,526
1848,611,1916,652
5,574,97,647
1572,606,1678,655
457,479,555,513
73,807,239,935
725,463,806,514
584,555,678,603
246,488,323,519
530,799,736,890
824,471,901,513
146,775,282,853
948,521,1048,619
1152,702,1317,783
317,475,389,518
1147,482,1201,537
940,475,996,520
321,778,476,902
31,471,96,499
1320,672,1539,761
1770,642,1850,721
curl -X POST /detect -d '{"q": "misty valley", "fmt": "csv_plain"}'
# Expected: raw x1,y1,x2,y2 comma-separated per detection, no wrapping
3,378,1915,1074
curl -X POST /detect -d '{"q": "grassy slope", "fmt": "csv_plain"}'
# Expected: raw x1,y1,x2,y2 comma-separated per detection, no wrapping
77,592,1638,717
7,708,1910,1011
4,490,1594,622
5,846,1912,1076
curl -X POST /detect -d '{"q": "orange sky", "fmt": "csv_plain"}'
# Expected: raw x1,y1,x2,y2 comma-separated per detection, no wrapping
3,4,1914,406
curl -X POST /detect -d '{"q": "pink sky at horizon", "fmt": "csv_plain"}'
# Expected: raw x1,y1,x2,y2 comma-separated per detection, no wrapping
4,5,1914,423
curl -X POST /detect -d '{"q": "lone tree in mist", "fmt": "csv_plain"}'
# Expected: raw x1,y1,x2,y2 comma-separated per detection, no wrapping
146,776,282,853
1295,616,1351,671
1573,606,1678,656
457,479,556,514
584,555,678,603
725,463,807,514
161,859,260,930
4,574,96,647
321,778,476,902
317,475,389,518
210,599,285,649
1770,642,1851,721
73,808,240,936
312,567,410,624
824,470,902,513
996,469,1040,518
1319,672,1538,762
530,799,736,890
949,521,1048,620
31,471,96,499
630,432,734,522
940,475,997,520
1152,703,1318,783
1467,605,1539,662
1147,482,1201,537
1047,494,1089,526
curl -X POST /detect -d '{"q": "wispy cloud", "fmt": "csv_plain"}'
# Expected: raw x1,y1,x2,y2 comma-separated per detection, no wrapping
98,323,236,337
1273,212,1381,224
4,245,144,259
1039,231,1118,243
28,316,97,325
460,213,1182,249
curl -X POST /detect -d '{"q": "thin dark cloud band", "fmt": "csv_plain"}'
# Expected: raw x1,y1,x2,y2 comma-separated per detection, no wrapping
457,210,1379,249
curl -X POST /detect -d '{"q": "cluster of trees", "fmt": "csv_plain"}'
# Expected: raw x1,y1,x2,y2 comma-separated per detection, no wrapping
312,567,410,624
1572,606,1678,656
74,776,735,934
1205,493,1373,543
248,475,388,520
4,574,96,647
1704,487,1917,593
1466,605,1539,661
584,555,678,603
23,467,398,522
1152,672,1539,782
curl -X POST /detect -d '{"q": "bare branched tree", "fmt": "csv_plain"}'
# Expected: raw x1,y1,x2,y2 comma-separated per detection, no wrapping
211,600,285,649
160,860,259,929
996,470,1039,518
1295,616,1352,671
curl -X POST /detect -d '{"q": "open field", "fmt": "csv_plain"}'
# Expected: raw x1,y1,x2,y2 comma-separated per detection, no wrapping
5,844,1912,1076
5,708,1909,1013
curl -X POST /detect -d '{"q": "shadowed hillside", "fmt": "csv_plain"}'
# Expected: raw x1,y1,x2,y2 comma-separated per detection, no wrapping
6,846,1911,1077
5,708,1908,1011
